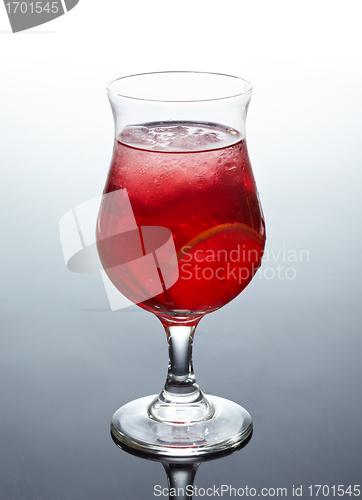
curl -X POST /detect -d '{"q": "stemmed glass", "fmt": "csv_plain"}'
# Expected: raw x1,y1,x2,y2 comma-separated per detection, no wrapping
96,72,265,457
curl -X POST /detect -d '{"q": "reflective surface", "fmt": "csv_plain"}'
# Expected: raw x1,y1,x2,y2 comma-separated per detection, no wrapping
111,435,253,500
1,297,361,498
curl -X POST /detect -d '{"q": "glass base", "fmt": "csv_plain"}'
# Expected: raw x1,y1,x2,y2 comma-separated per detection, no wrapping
111,394,252,457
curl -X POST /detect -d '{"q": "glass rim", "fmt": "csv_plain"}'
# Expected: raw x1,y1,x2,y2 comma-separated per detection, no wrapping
107,71,253,103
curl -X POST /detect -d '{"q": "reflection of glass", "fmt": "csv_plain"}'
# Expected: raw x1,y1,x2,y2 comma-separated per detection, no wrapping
97,72,266,456
112,433,252,500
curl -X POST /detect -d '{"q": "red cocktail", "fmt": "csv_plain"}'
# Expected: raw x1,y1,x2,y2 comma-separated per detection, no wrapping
98,72,265,457
97,122,265,321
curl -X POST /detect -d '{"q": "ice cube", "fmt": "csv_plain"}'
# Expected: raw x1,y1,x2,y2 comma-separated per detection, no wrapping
120,126,152,145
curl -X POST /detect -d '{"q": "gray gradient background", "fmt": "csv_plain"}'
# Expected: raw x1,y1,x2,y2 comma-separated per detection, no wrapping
0,1,361,498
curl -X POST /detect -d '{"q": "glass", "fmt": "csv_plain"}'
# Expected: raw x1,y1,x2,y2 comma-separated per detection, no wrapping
96,72,266,457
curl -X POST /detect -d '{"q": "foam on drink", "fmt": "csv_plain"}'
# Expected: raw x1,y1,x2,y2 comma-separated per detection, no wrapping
119,122,241,152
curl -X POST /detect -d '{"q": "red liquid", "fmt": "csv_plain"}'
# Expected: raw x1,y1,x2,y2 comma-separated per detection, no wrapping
97,123,265,321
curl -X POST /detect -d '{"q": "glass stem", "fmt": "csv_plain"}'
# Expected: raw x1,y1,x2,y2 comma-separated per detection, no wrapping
163,325,200,401
162,461,200,500
149,325,214,423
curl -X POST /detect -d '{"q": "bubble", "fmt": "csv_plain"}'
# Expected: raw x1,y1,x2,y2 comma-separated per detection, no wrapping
179,215,189,227
201,216,210,227
171,226,180,237
211,216,219,226
228,214,235,224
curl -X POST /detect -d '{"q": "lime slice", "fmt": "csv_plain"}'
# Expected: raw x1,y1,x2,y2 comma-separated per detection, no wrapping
166,223,265,313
